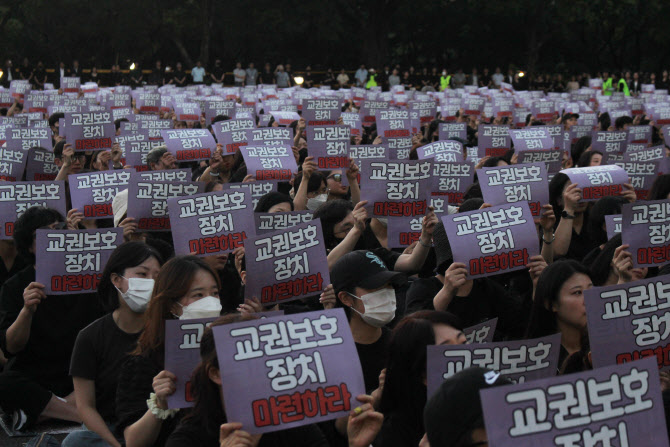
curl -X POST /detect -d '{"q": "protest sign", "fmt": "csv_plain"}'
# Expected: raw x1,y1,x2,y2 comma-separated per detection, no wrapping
167,188,254,256
442,201,539,279
348,144,388,162
429,162,475,209
622,200,670,267
415,140,464,162
477,124,511,157
461,96,485,116
136,92,161,113
426,334,561,397
36,228,123,295
65,111,115,151
387,216,423,247
126,175,203,231
203,99,236,124
519,149,564,173
69,170,132,219
228,181,279,210
5,127,51,151
509,127,555,151
463,318,497,344
480,357,669,447
255,211,313,234
586,274,670,370
0,147,28,181
301,98,341,126
120,134,164,169
60,77,80,93
409,100,437,124
240,145,298,181
0,181,67,238
247,127,293,146
212,309,365,433
591,130,629,154
212,119,255,154
305,125,351,169
138,118,171,140
438,122,467,141
270,111,300,126
244,220,329,305
360,160,431,217
359,100,390,127
623,145,665,162
174,103,202,122
605,214,622,240
26,148,58,181
627,125,652,144
161,128,217,162
340,112,362,136
478,163,549,217
562,165,629,201
615,159,665,200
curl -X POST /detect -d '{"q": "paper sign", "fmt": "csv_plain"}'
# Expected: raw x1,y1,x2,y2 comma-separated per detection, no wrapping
442,201,539,279
65,112,115,151
212,309,365,434
247,128,293,146
228,181,279,210
348,144,388,161
243,220,330,305
240,145,298,181
137,168,191,182
480,357,670,447
386,216,423,247
69,170,132,219
477,124,511,157
591,130,629,154
301,98,341,126
167,188,255,256
306,125,351,169
174,103,202,122
463,318,498,344
138,118,171,140
161,128,217,162
359,160,431,217
255,211,313,234
426,333,561,397
360,100,390,126
409,100,437,124
212,119,255,154
60,77,81,93
623,145,665,162
627,125,652,144
340,112,362,136
0,147,28,181
416,140,464,162
615,159,665,200
429,162,475,210
6,127,51,151
605,214,622,240
136,92,161,113
0,181,67,239
270,111,300,126
438,122,467,141
510,128,555,151
35,228,123,295
622,200,670,267
119,133,164,169
26,147,58,181
478,163,549,217
562,165,629,202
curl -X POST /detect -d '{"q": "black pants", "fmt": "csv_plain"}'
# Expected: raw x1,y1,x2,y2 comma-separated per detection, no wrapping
0,370,64,426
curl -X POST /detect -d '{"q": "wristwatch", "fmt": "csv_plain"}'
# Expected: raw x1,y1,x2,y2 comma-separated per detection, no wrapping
561,210,575,219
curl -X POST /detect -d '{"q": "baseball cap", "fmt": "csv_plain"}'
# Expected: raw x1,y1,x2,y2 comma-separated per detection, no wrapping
424,367,512,446
561,112,580,121
330,250,406,293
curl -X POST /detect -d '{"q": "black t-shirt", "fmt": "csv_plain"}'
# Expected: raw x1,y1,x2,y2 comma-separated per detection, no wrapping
355,327,391,394
70,313,141,421
0,255,28,290
261,71,275,84
0,265,102,393
166,417,328,447
211,66,225,82
404,276,442,315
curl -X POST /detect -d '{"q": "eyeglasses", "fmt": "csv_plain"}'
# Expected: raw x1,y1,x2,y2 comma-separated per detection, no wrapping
328,174,342,182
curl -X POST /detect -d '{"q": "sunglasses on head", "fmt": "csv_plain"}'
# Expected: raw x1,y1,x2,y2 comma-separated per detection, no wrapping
328,173,342,182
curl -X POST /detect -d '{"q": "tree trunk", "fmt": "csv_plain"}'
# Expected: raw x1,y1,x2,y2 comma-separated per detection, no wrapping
172,37,194,67
198,0,214,65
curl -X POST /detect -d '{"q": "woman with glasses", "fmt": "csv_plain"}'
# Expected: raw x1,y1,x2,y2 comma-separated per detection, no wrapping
0,206,104,431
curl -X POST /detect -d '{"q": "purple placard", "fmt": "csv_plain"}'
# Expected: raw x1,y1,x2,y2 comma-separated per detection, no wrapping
69,170,132,220
591,130,629,154
340,112,362,136
120,134,164,169
165,317,217,409
35,228,123,295
270,111,300,126
386,134,413,160
126,176,204,231
254,211,314,234
167,188,255,256
416,140,464,162
212,309,365,434
429,161,475,209
137,168,191,182
24,93,52,114
615,159,666,200
161,128,216,162
0,181,66,239
136,92,161,114
442,201,539,279
348,144,388,161
138,118,171,140
65,111,115,152
605,214,622,240
301,98,341,126
622,200,670,267
409,100,437,124
437,122,467,142
477,124,511,157
627,125,652,144
306,125,350,169
359,160,431,217
60,77,81,93
530,99,557,122
212,119,255,154
563,164,629,201
204,99,236,124
480,358,669,447
174,103,202,122
461,96,485,116
5,127,51,151
375,109,416,140
463,318,498,344
26,148,58,181
386,215,423,247
103,93,131,109
243,220,330,305
240,145,298,181
9,81,29,103
0,147,28,181
585,274,670,370
510,127,554,151
0,90,14,108
519,149,563,173
478,163,549,217
359,100,390,127
247,127,293,146
426,333,561,397
228,180,279,210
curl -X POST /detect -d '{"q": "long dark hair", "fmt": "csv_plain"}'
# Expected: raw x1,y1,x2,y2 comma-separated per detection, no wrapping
586,196,626,247
526,259,591,339
98,241,163,312
181,314,257,435
380,311,462,435
648,174,670,201
589,234,622,287
313,199,354,250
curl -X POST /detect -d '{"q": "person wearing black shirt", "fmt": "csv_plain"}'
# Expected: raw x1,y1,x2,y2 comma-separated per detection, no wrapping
19,57,33,84
260,62,275,85
0,207,103,430
172,62,187,87
148,61,165,86
62,242,163,447
32,62,47,90
210,59,225,85
303,66,315,88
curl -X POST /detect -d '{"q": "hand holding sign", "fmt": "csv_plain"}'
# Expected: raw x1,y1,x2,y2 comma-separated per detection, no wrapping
347,394,383,447
352,200,369,233
152,370,177,411
562,182,582,214
219,423,262,447
23,282,46,314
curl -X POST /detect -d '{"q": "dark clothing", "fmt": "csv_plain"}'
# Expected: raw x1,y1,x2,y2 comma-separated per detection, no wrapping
355,327,390,394
375,409,423,447
148,69,165,86
260,70,275,84
211,66,225,84
0,255,28,290
166,417,328,447
115,350,180,444
0,370,53,425
564,226,597,262
404,276,441,315
172,71,187,87
19,65,33,81
70,313,141,421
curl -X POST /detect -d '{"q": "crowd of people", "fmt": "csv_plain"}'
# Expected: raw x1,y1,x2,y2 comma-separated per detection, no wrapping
0,58,669,447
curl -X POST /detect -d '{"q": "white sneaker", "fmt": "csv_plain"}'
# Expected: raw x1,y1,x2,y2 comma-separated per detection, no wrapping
11,409,27,431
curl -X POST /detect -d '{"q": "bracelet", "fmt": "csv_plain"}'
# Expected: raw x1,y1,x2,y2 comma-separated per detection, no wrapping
146,393,179,420
542,234,556,245
209,170,220,177
419,238,432,248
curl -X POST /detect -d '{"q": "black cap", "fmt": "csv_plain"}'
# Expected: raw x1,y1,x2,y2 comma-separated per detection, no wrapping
424,367,512,446
562,112,580,121
330,250,406,294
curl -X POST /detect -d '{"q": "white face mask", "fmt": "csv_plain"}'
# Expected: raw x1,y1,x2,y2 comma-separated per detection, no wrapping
442,71,447,76
179,296,222,320
348,288,396,328
116,277,154,313
307,194,328,211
